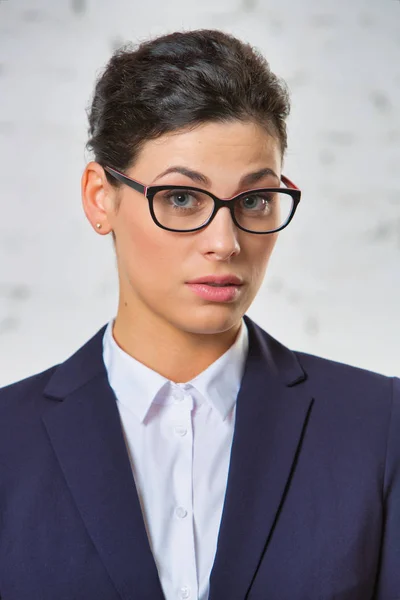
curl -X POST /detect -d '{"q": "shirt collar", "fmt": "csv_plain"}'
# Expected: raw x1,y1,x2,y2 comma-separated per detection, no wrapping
102,319,249,423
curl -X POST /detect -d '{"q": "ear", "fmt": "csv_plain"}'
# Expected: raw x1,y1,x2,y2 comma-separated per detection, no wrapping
81,162,117,235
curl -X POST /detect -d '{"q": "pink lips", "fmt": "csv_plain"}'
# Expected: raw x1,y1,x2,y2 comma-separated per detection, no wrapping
186,275,244,302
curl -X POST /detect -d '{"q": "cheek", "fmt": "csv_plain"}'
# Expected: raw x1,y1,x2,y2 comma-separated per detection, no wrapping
245,233,278,276
116,205,183,283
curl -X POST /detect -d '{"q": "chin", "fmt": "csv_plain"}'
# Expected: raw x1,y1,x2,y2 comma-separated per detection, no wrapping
172,305,245,335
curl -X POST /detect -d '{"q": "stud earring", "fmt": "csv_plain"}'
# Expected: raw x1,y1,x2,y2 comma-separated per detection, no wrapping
96,223,102,230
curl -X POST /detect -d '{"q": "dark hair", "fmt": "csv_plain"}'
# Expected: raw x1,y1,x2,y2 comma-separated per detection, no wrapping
86,29,290,184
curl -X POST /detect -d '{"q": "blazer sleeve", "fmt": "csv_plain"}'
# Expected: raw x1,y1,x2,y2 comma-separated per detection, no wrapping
374,376,400,599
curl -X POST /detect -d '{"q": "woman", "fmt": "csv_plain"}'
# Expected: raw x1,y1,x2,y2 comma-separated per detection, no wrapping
0,29,399,600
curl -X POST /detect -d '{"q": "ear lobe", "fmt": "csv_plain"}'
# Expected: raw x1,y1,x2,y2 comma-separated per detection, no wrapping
81,162,114,234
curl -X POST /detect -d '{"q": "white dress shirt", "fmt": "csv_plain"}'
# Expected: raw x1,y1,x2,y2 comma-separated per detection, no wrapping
102,319,249,600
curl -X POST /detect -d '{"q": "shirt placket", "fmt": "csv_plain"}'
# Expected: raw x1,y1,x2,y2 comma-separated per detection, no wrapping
168,385,198,600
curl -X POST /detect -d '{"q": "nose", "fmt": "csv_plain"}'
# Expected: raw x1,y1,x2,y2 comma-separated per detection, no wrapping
200,206,240,261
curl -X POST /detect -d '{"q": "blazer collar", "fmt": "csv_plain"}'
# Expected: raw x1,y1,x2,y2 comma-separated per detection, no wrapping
42,325,165,600
44,314,305,401
44,324,108,400
209,315,311,599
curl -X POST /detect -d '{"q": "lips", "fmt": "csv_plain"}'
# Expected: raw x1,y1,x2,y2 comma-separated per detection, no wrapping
186,281,242,302
186,275,243,286
185,275,244,303
207,283,235,287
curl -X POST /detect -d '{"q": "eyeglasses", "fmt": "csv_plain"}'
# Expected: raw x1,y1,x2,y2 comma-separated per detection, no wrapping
104,165,301,234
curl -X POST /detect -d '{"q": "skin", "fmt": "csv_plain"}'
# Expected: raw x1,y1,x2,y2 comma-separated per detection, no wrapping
81,120,282,382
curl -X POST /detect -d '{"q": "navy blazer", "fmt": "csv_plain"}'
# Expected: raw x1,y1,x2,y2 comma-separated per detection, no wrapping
0,315,399,600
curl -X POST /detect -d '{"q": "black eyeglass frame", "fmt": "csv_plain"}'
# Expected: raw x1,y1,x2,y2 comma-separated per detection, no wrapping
104,165,301,234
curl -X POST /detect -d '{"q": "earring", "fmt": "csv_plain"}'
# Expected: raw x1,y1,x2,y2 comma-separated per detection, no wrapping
96,223,102,230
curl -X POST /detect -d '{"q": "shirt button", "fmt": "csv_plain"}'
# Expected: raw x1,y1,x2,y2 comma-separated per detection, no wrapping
173,392,184,403
179,586,191,599
174,426,187,437
175,506,188,519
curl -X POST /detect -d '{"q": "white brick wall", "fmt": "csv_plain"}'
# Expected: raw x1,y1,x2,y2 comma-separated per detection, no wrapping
0,0,399,385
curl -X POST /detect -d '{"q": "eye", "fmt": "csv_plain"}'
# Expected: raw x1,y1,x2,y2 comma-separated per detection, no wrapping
239,193,272,211
162,190,199,208
172,192,193,206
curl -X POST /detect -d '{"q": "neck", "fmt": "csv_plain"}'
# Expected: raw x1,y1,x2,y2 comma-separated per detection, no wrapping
112,301,242,383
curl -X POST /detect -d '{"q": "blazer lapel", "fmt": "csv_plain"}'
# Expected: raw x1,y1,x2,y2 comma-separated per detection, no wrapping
42,328,164,600
40,317,313,600
209,316,314,600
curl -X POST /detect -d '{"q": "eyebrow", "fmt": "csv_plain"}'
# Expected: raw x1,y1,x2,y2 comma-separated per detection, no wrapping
151,166,280,187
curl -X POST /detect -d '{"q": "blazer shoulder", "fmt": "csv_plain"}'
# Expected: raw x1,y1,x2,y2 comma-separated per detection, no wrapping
246,317,395,407
0,323,108,412
0,365,59,410
294,349,397,407
295,349,390,381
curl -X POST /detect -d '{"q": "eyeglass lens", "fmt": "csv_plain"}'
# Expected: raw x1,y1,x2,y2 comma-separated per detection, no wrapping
152,188,294,232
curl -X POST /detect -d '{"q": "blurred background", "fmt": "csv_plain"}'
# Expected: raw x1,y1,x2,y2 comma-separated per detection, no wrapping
0,0,399,386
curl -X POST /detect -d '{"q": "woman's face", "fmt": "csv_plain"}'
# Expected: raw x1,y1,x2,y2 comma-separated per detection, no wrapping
87,120,282,335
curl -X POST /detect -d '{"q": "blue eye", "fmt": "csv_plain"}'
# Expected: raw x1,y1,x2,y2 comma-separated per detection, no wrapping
157,189,212,212
171,193,193,207
239,194,271,210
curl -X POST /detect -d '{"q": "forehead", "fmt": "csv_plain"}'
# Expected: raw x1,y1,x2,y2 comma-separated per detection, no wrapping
134,120,282,175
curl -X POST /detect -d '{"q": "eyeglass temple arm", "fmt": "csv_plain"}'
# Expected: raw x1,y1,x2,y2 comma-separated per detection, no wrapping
281,174,299,190
104,166,147,194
